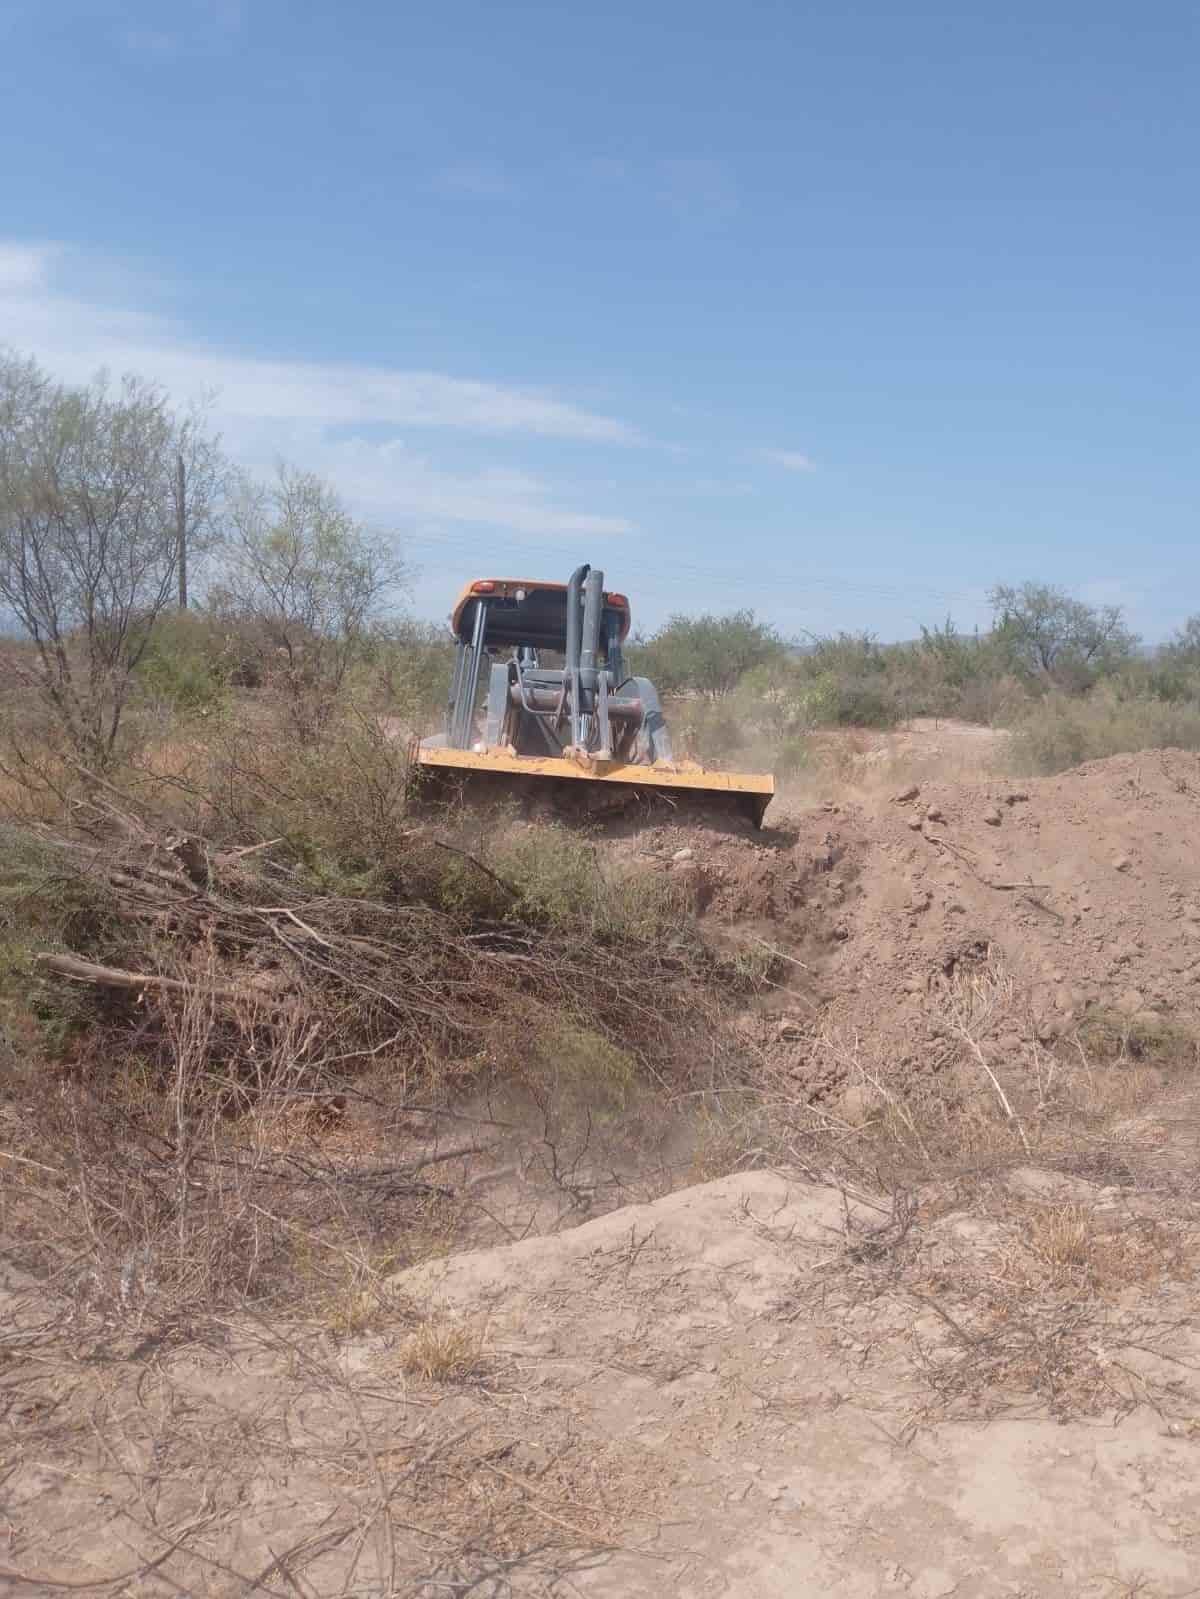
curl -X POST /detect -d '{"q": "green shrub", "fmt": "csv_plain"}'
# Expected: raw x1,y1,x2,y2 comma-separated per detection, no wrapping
356,620,456,728
194,706,415,876
0,826,121,1057
812,634,901,727
1009,686,1200,774
631,611,786,698
774,734,810,776
524,1015,637,1110
669,698,748,765
134,611,233,712
492,826,687,944
989,581,1139,691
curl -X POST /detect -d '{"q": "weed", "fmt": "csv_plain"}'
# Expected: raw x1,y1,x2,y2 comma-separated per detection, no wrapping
492,825,687,944
1075,1007,1198,1067
398,1318,487,1383
713,940,781,993
1025,1203,1099,1275
687,1105,767,1183
1017,1202,1183,1296
524,1015,638,1110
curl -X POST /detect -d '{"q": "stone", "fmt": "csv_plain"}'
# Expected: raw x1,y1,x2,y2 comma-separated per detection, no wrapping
1115,987,1146,1017
1132,1009,1164,1031
838,1084,878,1124
982,807,1002,826
924,805,945,823
907,815,924,831
672,847,694,863
893,785,920,803
1112,855,1132,873
1006,1166,1104,1203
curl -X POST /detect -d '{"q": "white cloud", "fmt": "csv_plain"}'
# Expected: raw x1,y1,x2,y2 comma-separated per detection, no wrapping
0,243,637,443
755,447,816,473
272,431,634,541
0,240,637,541
0,241,54,293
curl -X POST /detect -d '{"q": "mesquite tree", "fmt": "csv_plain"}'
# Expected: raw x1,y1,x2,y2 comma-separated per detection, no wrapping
0,351,225,764
211,464,407,739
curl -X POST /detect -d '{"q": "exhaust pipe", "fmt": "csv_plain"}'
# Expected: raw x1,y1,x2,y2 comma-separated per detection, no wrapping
565,564,588,676
580,567,608,753
565,563,589,747
579,567,604,690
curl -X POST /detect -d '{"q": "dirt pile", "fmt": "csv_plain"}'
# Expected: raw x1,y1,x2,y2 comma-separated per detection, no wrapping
607,748,1200,1096
388,1169,1200,1597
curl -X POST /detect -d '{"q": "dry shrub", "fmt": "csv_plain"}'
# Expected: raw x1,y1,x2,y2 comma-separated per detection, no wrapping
0,727,749,1331
771,957,1198,1193
768,953,1200,1423
1076,1005,1199,1068
127,695,416,872
1017,1203,1185,1295
2,974,325,1323
1009,685,1200,775
1024,1203,1100,1276
398,1318,488,1382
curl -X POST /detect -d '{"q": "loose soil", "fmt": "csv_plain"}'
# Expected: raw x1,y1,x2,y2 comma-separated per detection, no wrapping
616,746,1200,1092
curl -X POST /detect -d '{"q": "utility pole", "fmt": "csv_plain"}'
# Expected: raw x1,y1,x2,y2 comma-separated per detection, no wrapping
176,453,188,610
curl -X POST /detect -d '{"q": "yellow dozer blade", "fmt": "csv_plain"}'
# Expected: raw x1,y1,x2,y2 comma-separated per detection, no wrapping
413,744,775,827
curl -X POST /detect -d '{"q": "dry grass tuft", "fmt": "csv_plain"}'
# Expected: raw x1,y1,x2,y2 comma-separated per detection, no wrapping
1076,1006,1199,1068
1025,1202,1099,1274
398,1318,488,1383
1018,1203,1185,1296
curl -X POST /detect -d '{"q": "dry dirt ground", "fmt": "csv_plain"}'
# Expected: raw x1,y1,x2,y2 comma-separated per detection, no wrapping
6,741,1200,1596
646,742,1200,1060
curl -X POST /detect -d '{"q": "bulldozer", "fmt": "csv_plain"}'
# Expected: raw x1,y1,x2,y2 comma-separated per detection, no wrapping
413,563,775,826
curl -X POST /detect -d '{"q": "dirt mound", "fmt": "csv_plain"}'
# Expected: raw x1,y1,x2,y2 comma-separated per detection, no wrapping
599,748,1200,1096
391,1168,1200,1597
13,1167,1197,1596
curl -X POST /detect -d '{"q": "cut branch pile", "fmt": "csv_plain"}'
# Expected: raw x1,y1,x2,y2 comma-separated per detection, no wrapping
21,799,693,1095
2,787,729,1318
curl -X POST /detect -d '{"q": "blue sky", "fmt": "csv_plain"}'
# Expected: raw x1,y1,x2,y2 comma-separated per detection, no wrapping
0,0,1195,639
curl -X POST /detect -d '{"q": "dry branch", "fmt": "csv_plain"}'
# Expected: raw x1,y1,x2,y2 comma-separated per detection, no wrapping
35,951,264,1005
